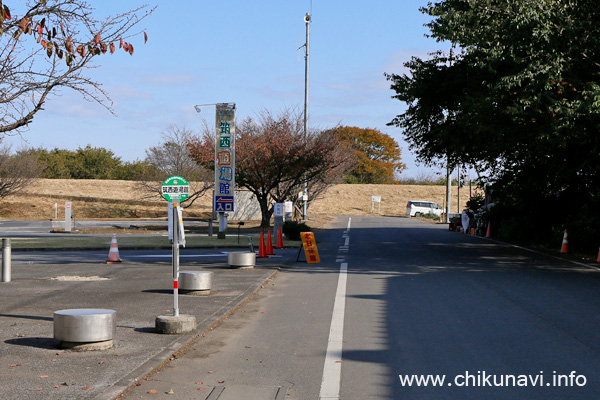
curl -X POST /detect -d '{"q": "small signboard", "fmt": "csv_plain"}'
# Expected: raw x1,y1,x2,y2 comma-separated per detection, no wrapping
300,232,321,264
371,195,382,213
162,176,190,203
273,203,284,217
215,195,234,212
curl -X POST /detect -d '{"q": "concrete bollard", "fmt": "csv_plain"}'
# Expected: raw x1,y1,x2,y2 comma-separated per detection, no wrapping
53,309,116,350
2,238,11,283
179,271,213,295
228,251,256,269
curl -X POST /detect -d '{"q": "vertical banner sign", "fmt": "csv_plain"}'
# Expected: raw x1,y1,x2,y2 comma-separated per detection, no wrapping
215,103,236,213
301,232,321,263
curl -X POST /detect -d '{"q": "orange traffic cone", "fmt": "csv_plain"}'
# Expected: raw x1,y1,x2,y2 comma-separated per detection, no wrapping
106,234,122,264
596,247,600,263
257,231,268,258
276,227,284,249
560,229,569,254
266,230,275,255
485,221,492,238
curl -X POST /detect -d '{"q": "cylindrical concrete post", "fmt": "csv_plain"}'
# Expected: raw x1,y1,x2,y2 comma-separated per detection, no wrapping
180,271,213,295
228,252,256,269
53,309,116,350
2,238,11,283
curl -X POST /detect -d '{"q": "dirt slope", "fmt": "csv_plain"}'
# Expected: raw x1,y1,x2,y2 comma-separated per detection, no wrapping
0,179,475,220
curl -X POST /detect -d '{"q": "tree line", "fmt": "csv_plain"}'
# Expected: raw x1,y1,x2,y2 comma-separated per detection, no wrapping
4,123,403,183
386,0,600,252
0,110,405,226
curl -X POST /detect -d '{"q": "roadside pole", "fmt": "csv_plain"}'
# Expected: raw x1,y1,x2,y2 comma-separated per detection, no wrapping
1,238,10,283
445,163,452,223
155,176,195,334
172,201,180,317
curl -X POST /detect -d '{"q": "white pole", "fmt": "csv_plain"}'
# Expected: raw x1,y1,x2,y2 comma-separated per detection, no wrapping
457,163,461,213
445,160,452,223
1,238,10,283
302,12,311,221
172,202,179,317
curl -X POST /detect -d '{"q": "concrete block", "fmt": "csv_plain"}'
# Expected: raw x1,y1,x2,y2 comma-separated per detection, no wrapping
155,314,196,334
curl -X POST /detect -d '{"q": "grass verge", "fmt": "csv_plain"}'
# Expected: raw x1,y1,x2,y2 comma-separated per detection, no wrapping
9,234,300,250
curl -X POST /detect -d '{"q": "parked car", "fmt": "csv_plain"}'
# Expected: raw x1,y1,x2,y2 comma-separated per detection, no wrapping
406,200,445,218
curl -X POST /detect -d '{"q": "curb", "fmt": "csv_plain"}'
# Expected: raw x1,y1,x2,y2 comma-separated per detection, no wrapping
94,269,280,400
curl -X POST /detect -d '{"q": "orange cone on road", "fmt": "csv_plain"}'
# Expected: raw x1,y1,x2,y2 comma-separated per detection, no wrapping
560,229,569,254
106,234,122,264
266,230,275,255
276,227,284,249
257,231,268,258
597,247,600,263
486,221,492,238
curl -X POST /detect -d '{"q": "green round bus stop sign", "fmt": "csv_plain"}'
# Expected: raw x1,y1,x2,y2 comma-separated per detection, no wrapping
161,176,190,203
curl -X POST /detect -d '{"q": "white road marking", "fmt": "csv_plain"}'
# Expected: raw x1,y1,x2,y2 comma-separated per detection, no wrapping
319,262,348,400
129,254,226,258
319,217,351,399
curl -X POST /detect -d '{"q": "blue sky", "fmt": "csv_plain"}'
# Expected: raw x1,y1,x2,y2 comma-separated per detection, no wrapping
8,0,446,178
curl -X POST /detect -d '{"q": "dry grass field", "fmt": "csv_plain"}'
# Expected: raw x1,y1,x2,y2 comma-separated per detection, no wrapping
0,179,476,221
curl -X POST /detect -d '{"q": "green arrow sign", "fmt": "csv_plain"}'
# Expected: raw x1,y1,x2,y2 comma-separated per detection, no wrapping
161,175,190,203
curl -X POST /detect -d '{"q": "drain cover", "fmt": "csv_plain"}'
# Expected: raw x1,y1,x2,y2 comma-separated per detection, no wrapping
205,385,287,400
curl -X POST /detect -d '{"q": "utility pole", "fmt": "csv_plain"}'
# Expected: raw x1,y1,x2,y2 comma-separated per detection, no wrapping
457,163,461,213
445,159,452,223
302,11,311,220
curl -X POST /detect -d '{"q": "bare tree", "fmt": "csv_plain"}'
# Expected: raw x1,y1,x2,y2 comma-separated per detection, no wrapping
137,125,212,207
0,1,153,135
188,108,353,227
0,144,42,199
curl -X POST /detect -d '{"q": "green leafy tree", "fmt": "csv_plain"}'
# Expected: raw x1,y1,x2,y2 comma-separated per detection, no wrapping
26,147,74,178
113,159,157,181
25,145,127,179
70,145,122,179
326,126,405,183
386,0,600,249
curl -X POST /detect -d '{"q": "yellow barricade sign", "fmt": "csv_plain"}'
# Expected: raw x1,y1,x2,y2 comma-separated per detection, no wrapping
300,232,320,263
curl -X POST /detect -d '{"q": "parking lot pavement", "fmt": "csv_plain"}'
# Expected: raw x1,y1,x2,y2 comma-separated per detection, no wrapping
0,248,297,400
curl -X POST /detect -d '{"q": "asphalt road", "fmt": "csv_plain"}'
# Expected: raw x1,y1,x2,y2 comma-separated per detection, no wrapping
100,216,600,399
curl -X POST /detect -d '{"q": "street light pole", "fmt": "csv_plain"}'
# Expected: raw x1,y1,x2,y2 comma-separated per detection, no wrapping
302,12,311,220
445,156,452,223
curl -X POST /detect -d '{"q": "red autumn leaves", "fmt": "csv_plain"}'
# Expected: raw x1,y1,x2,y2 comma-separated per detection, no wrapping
0,3,148,66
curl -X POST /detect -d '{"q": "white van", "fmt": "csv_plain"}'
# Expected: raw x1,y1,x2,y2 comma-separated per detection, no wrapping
406,200,445,218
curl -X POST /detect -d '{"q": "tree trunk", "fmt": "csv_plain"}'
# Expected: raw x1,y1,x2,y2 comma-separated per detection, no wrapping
256,193,272,228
